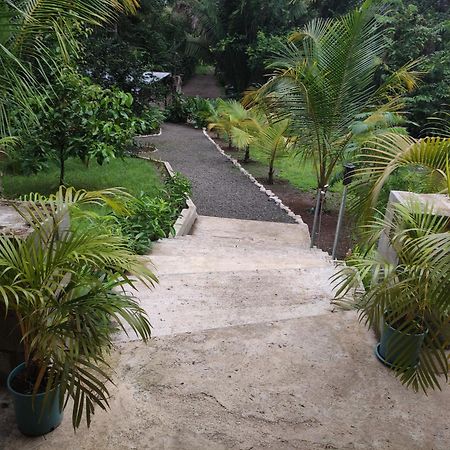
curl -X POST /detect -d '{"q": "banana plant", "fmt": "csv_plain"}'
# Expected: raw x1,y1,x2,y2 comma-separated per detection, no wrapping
0,186,156,429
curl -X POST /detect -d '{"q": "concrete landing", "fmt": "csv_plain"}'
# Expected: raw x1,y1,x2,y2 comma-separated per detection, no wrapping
1,216,449,450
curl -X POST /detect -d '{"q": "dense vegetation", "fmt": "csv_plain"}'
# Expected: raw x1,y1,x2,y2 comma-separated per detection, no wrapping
0,0,449,416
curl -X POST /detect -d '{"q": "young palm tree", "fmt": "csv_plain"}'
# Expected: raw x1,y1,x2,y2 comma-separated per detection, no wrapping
332,201,450,393
0,0,139,136
1,187,156,429
252,0,419,245
252,118,293,184
208,99,254,149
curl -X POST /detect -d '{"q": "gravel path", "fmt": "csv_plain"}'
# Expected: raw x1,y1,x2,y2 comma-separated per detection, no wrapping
145,123,295,223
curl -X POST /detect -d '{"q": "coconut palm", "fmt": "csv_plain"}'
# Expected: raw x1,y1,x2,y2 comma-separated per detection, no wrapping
332,200,450,393
251,0,419,245
1,186,156,429
0,0,139,136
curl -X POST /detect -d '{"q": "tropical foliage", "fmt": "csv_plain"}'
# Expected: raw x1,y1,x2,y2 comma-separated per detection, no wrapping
333,200,450,392
0,187,156,428
11,71,155,185
112,172,192,254
249,0,418,243
0,0,139,138
350,133,450,220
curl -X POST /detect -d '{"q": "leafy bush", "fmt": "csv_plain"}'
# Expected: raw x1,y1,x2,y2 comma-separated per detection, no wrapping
166,94,216,128
13,71,146,185
136,107,166,135
113,172,192,254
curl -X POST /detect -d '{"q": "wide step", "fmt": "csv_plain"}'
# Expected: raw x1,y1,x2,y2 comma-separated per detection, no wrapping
191,215,311,247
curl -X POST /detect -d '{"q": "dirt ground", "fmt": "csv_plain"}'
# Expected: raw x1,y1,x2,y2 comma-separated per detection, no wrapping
182,74,224,99
212,137,353,259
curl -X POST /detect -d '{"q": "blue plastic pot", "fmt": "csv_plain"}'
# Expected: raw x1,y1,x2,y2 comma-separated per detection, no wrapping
7,363,63,436
376,320,426,369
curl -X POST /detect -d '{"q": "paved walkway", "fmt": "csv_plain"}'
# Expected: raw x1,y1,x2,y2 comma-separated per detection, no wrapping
2,216,449,449
146,123,295,223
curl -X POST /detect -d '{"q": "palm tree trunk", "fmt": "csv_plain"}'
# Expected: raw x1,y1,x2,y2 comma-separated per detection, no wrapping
310,186,328,248
268,167,274,184
244,145,250,162
59,150,65,186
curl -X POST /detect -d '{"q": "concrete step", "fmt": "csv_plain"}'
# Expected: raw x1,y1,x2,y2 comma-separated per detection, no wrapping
146,249,331,276
149,235,329,259
190,215,311,247
115,266,335,340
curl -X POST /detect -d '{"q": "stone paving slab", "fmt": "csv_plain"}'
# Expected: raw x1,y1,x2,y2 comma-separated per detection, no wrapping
2,313,448,450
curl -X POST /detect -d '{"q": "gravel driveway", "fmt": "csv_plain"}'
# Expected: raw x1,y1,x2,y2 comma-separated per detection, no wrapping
144,123,295,223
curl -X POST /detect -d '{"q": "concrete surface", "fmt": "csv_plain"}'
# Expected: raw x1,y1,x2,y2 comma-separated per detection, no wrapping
1,215,449,450
0,201,31,237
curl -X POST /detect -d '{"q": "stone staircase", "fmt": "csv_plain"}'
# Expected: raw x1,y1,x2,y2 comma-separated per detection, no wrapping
118,215,336,340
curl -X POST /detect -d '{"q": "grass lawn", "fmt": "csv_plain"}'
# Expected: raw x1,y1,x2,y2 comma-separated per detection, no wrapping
225,144,343,194
3,157,163,199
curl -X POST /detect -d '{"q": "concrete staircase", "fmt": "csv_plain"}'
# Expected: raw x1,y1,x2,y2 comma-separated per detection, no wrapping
118,215,336,340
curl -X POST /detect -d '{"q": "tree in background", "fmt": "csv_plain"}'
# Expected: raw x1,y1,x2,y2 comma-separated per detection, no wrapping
15,72,152,186
187,0,314,93
80,0,197,110
251,0,419,246
382,0,450,133
0,0,138,141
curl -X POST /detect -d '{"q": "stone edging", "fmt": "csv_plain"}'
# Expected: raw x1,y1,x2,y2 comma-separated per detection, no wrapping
136,155,198,237
135,128,162,138
202,128,307,228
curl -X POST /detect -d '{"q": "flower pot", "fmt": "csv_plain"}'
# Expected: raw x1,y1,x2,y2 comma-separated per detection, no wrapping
375,320,426,369
7,363,63,436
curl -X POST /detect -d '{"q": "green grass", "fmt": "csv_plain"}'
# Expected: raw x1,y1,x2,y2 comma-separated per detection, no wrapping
195,64,215,76
3,157,163,199
230,146,343,194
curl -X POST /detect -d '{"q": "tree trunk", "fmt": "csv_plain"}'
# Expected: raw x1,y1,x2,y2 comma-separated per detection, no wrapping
59,151,65,186
268,167,274,184
244,146,250,162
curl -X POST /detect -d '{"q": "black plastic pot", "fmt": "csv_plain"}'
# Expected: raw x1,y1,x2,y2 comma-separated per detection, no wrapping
375,320,426,369
7,363,63,436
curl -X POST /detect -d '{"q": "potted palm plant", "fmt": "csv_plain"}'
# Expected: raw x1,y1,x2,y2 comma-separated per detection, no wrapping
1,187,157,435
333,200,450,392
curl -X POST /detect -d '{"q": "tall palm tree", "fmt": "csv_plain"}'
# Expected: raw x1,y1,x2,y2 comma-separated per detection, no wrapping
251,0,419,246
0,0,139,137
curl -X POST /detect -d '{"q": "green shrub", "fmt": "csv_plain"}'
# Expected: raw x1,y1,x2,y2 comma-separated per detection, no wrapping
136,107,166,134
113,172,192,254
12,71,151,184
166,94,216,128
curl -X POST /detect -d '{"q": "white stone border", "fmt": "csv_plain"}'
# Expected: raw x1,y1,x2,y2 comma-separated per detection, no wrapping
136,155,198,237
202,128,308,228
135,128,162,138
